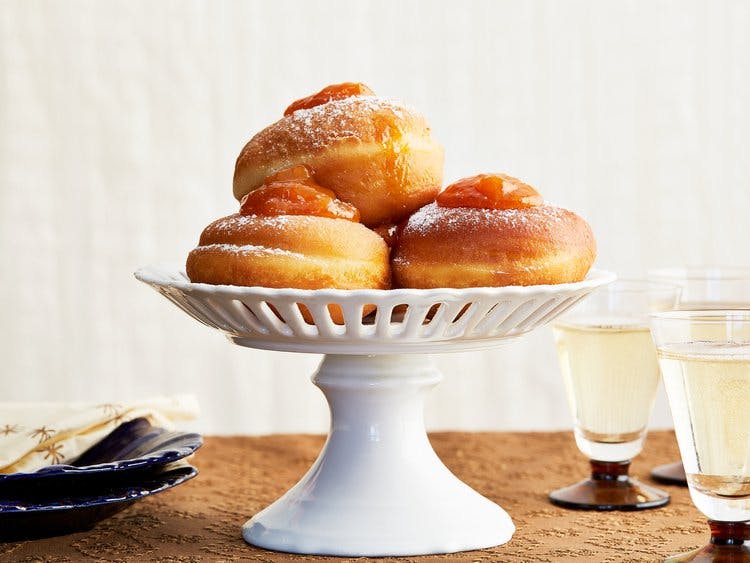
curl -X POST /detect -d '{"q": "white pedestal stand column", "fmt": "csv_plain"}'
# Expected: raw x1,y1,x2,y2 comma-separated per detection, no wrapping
242,354,514,556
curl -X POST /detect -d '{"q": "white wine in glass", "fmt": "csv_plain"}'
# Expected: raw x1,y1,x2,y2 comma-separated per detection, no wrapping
554,319,660,460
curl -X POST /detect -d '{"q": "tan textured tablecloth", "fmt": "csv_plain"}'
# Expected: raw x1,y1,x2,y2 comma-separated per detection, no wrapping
0,431,706,562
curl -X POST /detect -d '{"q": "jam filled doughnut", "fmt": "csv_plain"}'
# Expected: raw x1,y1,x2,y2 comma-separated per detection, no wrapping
392,173,596,288
187,165,390,323
233,82,444,227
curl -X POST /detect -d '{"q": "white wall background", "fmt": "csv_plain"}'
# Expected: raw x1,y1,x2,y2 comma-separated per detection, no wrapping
1,0,749,435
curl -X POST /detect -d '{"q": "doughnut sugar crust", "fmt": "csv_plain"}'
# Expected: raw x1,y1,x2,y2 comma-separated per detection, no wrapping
233,96,444,227
186,213,391,291
391,203,596,288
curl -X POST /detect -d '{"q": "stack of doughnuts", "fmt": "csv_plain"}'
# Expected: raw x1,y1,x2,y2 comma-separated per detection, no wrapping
187,82,596,300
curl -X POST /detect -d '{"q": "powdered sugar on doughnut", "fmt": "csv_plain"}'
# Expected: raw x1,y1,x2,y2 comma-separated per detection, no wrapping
194,243,300,258
285,96,408,138
206,214,292,235
404,202,566,236
243,96,427,156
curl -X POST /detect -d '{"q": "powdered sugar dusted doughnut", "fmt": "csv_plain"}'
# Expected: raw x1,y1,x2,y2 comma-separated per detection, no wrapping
187,213,390,292
233,83,444,227
187,165,391,323
391,174,596,288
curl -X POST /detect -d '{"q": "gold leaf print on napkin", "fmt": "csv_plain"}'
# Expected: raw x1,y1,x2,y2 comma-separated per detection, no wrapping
40,442,65,464
29,426,55,444
0,424,21,437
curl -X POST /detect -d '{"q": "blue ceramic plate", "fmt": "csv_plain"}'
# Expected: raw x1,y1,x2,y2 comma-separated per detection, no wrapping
0,418,203,484
0,462,197,541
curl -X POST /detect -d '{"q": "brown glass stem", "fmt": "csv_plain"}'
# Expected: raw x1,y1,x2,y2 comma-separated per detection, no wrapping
710,521,750,545
652,460,688,486
591,460,631,480
549,459,670,510
666,521,750,562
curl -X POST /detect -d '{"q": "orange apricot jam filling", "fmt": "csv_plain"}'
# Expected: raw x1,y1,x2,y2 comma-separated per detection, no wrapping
239,165,360,221
436,173,543,210
284,82,375,116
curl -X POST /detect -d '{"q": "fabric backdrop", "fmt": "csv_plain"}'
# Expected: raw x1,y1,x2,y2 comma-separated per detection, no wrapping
1,0,749,434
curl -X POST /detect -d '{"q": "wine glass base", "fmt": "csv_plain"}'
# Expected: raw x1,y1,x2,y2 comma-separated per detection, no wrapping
651,461,688,486
549,476,670,511
666,544,750,562
667,521,750,562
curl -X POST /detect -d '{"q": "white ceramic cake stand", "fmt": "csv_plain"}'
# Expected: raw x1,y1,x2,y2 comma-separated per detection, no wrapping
135,265,613,557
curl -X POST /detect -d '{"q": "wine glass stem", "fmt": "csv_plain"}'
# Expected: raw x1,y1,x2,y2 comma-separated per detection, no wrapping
590,459,631,482
709,520,750,546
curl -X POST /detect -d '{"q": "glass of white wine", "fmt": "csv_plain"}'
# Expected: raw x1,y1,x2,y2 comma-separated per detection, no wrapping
648,267,750,486
549,280,679,510
651,310,750,562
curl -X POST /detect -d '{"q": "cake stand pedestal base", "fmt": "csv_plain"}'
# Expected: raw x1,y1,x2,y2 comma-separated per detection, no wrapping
242,354,514,556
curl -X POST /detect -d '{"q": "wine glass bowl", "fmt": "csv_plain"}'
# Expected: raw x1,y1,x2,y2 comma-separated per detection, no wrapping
652,310,750,562
648,267,750,487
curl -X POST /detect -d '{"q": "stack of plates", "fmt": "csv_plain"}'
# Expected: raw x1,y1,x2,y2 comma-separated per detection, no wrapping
0,417,202,541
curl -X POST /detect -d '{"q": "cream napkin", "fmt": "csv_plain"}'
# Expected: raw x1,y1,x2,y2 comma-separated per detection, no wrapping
0,395,200,474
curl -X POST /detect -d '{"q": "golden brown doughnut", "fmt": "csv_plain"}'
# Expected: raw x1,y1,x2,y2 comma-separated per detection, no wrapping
187,166,390,323
392,174,596,288
233,82,444,227
186,213,390,292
